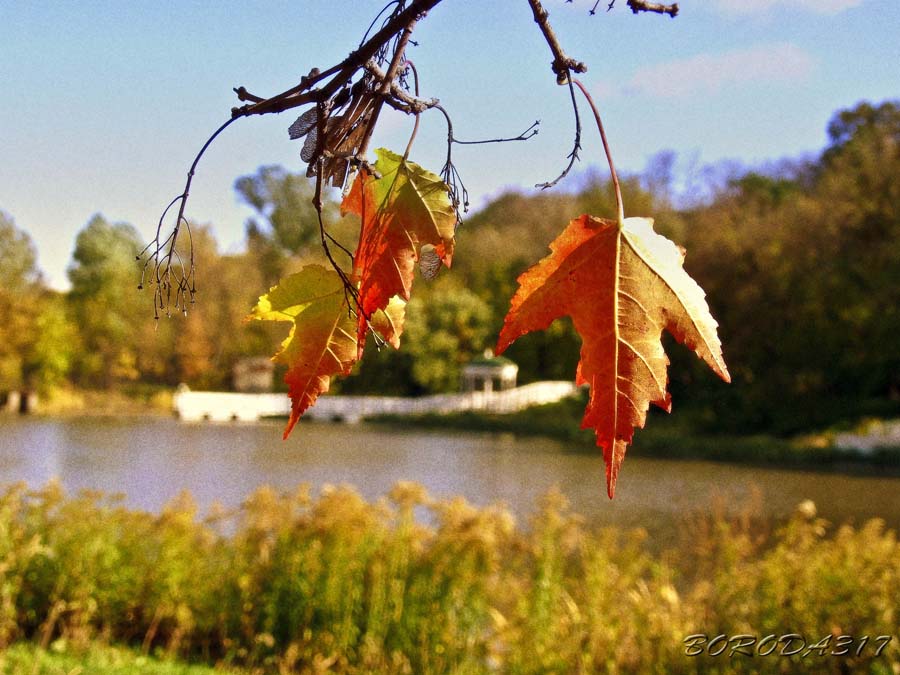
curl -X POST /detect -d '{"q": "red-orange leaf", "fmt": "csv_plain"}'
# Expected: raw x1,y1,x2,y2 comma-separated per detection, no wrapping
342,148,455,353
496,215,730,498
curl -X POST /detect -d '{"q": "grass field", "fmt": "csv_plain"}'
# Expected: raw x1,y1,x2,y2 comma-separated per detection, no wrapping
0,642,234,675
2,480,899,673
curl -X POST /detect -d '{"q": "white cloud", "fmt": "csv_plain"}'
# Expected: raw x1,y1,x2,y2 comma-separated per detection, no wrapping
623,43,814,98
713,0,864,15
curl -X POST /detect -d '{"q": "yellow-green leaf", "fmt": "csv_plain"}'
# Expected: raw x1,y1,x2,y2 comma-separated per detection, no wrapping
248,264,407,438
248,265,357,438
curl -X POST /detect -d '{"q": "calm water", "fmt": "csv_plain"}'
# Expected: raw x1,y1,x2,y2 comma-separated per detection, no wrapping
1,416,899,538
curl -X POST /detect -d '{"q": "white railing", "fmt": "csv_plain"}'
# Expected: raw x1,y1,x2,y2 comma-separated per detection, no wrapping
173,381,578,423
833,420,900,454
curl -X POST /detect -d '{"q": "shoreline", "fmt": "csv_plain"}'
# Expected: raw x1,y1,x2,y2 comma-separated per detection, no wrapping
364,406,900,477
8,389,900,476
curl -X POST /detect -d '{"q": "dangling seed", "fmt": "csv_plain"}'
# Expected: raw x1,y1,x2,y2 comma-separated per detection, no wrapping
419,244,441,280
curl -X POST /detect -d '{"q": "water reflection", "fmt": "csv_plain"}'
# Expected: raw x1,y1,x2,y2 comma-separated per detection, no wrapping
1,416,898,539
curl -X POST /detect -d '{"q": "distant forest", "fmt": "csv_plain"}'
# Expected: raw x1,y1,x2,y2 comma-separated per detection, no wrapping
1,100,897,434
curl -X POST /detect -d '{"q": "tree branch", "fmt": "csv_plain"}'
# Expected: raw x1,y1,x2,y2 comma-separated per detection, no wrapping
626,0,678,17
356,18,415,161
364,60,439,113
232,0,442,119
527,0,588,83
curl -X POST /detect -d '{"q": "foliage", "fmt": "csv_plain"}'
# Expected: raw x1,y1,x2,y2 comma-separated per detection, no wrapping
0,212,45,393
248,266,405,437
24,293,77,393
678,99,900,433
236,165,342,285
1,482,899,673
249,150,462,436
403,278,493,393
0,211,68,394
0,211,40,293
343,148,456,347
67,215,146,387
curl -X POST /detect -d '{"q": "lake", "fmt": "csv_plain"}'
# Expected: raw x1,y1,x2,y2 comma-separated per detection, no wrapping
1,416,899,542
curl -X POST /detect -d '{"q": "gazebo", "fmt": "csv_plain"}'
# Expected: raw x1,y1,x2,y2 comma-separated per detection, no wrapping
462,350,518,394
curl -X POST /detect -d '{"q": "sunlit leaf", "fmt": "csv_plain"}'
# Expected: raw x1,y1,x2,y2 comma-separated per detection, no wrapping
248,265,357,438
342,148,455,352
248,265,406,438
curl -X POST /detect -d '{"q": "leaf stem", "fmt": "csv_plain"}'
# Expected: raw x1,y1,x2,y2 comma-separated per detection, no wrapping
573,78,624,226
402,60,421,161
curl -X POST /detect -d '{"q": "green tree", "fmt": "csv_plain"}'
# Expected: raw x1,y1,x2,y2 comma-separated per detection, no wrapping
24,293,77,392
818,100,900,400
403,279,493,393
676,100,900,432
235,166,344,285
0,210,40,292
0,211,42,393
67,215,144,387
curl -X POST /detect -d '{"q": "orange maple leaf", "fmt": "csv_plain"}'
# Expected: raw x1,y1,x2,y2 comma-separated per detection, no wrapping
342,148,455,354
496,215,730,498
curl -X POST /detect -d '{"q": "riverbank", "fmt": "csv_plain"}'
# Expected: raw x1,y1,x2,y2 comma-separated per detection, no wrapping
8,386,173,418
369,392,900,474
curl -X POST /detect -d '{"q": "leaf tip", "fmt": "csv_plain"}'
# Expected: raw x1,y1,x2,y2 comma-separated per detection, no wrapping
282,413,299,440
603,439,627,500
494,332,512,357
720,362,732,384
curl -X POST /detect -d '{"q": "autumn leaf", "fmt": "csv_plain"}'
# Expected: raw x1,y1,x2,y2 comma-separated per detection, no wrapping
248,264,405,439
496,215,730,498
342,147,455,353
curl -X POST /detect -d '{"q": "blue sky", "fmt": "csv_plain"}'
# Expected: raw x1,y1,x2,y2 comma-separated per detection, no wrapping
1,0,897,289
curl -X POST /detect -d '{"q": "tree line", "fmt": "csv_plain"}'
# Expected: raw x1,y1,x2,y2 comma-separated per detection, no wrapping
1,100,897,434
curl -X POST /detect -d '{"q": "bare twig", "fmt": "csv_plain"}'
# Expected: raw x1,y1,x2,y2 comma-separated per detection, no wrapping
431,103,539,222
432,104,468,224
138,116,240,317
535,75,582,189
359,0,403,48
364,61,439,113
597,0,677,15
312,163,357,307
452,121,540,145
357,16,419,161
